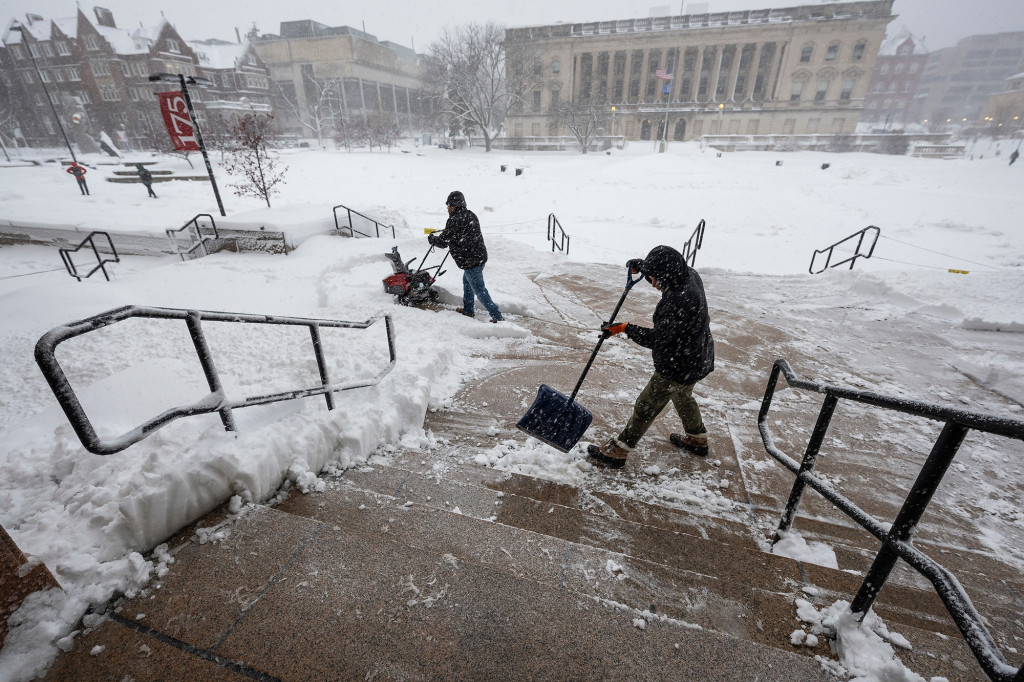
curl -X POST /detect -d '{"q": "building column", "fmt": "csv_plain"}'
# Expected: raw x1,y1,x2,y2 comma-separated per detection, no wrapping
692,45,706,103
744,43,763,102
766,42,786,102
709,45,724,103
726,45,742,103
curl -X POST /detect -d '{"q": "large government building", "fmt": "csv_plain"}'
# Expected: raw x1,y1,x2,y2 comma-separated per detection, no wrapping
505,0,895,143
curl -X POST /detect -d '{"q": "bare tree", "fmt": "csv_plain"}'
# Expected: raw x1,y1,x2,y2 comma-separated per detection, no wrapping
142,124,195,168
422,23,543,152
223,113,288,208
368,113,401,152
272,71,343,148
557,102,611,154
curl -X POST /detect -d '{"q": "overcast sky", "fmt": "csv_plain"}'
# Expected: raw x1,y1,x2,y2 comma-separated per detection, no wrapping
3,0,1023,53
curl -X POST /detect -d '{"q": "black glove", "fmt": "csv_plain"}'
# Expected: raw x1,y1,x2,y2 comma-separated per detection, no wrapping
427,233,437,246
626,258,644,274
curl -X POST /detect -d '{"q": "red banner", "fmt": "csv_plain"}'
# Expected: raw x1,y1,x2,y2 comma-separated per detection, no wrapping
157,91,200,151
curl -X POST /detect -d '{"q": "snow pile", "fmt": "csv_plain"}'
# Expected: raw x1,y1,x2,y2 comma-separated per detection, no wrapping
794,598,949,682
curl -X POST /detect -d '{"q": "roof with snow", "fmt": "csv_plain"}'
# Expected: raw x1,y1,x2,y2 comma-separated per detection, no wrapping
879,26,929,56
189,39,251,70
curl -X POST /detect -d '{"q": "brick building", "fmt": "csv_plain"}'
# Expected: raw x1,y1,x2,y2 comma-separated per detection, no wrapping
861,26,929,129
0,6,271,152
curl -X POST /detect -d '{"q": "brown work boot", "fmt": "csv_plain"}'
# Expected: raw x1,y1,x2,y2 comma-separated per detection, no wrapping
456,307,473,317
586,438,632,469
670,432,708,457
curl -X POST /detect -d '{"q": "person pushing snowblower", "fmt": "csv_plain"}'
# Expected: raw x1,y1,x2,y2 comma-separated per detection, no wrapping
587,245,715,469
427,191,504,323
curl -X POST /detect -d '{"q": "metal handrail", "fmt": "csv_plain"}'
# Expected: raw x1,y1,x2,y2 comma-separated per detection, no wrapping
34,305,397,455
680,218,705,268
166,214,219,261
758,359,1024,682
810,225,880,274
547,213,570,255
59,231,119,282
333,204,396,239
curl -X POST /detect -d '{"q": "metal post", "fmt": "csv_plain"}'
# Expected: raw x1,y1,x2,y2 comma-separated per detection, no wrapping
184,311,237,432
850,419,969,617
309,325,335,411
176,74,226,217
13,25,77,163
777,394,838,535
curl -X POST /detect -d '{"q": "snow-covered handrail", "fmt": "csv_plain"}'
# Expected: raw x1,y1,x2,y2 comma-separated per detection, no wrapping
758,358,1024,682
59,230,119,282
34,305,397,456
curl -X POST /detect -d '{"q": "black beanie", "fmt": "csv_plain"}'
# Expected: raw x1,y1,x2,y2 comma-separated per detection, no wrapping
446,191,466,208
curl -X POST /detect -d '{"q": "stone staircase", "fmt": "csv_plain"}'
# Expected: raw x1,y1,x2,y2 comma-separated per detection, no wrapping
38,268,1023,681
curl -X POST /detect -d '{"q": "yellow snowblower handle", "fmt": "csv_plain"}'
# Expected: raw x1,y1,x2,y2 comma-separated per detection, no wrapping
424,228,439,235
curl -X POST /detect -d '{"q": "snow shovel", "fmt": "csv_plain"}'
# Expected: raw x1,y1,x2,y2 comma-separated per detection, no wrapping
516,264,646,452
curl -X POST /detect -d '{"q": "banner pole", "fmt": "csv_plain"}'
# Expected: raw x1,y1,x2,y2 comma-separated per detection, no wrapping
177,74,226,217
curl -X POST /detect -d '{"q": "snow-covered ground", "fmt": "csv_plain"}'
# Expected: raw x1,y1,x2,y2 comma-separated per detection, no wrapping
1,140,1021,681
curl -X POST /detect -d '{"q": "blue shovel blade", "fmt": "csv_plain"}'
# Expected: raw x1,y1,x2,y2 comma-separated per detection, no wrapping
516,384,593,453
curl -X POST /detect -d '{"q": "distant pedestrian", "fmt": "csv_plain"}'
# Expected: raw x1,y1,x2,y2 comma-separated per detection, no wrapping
427,190,504,323
136,163,157,197
1010,149,1019,166
66,162,89,195
588,246,715,469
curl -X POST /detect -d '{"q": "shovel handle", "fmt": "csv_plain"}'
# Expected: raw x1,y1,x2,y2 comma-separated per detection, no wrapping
568,264,644,401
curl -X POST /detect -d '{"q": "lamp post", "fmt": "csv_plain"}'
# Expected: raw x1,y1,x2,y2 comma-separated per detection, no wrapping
610,106,617,143
718,102,725,134
11,24,77,163
149,72,225,216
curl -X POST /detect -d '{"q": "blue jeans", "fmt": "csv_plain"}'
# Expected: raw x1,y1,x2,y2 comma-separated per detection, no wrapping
462,265,503,321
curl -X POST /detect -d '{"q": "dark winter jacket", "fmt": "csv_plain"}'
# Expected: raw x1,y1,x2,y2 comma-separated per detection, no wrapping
429,205,488,270
137,167,153,185
624,245,715,386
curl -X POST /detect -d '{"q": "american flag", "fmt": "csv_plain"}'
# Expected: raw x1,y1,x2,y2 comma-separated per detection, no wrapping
655,69,674,81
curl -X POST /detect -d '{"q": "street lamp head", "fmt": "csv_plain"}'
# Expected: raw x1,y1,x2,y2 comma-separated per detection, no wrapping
718,103,725,110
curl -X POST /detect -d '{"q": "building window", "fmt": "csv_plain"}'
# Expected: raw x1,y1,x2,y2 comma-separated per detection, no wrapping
129,88,140,101
39,69,51,83
852,43,866,61
815,80,829,101
10,44,25,59
56,41,70,56
167,39,180,53
54,69,64,82
841,77,855,100
91,59,111,77
248,54,257,66
80,91,91,103
21,71,34,84
83,34,98,50
790,79,805,102
28,44,40,59
825,44,839,62
121,63,131,76
67,67,80,81
133,62,149,77
42,43,54,57
99,85,120,101
800,45,813,63
902,81,912,92
550,89,559,110
532,90,541,111
894,64,903,75
533,60,542,77
222,74,232,87
551,59,561,74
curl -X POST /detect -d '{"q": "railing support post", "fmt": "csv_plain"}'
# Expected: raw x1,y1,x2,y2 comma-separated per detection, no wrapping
185,311,237,433
309,325,334,411
851,419,968,617
778,394,838,535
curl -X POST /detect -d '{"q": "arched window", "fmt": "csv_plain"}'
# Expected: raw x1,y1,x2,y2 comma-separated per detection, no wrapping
673,119,687,140
640,119,652,140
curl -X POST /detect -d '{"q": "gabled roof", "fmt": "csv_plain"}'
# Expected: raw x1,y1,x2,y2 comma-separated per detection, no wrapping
189,39,252,70
879,26,929,56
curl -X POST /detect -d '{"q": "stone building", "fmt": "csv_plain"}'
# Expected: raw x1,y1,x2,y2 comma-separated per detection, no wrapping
980,71,1024,136
249,20,422,141
913,32,1024,129
0,7,271,152
504,0,894,143
861,26,928,129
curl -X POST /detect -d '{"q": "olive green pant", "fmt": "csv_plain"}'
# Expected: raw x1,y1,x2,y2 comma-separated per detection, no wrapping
617,372,706,449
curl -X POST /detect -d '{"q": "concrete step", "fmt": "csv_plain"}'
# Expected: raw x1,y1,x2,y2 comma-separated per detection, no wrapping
44,503,837,682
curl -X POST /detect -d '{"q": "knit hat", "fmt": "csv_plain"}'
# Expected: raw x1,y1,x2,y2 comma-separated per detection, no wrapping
446,191,466,208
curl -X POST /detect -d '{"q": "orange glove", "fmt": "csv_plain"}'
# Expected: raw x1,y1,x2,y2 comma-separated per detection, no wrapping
602,321,628,336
